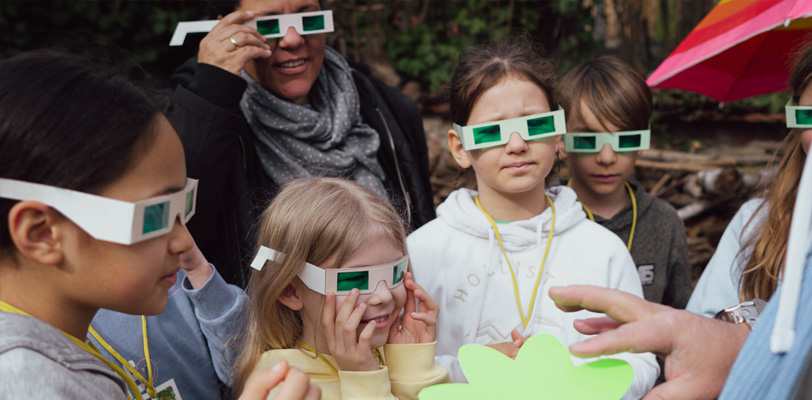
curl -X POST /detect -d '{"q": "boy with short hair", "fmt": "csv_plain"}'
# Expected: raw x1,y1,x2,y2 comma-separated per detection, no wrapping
558,56,692,309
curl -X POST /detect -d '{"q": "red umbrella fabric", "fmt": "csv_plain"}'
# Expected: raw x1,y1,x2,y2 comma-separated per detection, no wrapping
647,0,812,102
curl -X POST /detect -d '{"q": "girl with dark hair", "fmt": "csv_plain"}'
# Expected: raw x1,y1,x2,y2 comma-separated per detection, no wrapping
0,50,249,399
558,56,692,310
688,42,812,317
406,38,658,398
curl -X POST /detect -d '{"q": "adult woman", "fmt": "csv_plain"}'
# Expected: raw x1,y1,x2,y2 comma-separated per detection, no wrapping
170,0,435,287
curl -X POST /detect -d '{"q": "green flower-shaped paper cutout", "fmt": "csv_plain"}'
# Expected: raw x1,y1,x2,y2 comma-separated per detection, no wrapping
419,333,633,400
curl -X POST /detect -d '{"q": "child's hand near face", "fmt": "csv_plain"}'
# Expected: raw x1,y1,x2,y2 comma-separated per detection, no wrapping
179,239,214,289
321,289,380,372
388,272,439,345
485,329,527,359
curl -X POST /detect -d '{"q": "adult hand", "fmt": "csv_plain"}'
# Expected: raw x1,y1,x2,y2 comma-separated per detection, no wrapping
179,239,213,289
322,289,379,372
198,10,272,76
549,285,750,400
484,329,526,359
388,272,439,344
238,360,321,400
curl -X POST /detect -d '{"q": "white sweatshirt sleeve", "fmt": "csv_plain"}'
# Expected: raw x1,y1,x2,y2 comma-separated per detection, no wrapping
686,199,764,317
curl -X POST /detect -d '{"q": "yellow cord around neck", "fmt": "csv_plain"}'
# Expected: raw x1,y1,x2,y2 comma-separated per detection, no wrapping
296,340,339,375
0,301,143,400
89,316,155,399
475,194,555,329
568,180,637,252
295,340,385,375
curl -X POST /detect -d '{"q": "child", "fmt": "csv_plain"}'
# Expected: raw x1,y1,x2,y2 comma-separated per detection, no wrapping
687,42,812,317
232,177,448,399
0,50,195,398
558,56,692,309
406,38,658,399
89,240,247,400
0,50,255,400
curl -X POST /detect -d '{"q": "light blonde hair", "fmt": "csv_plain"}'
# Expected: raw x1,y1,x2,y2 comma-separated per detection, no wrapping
739,42,812,302
231,177,407,393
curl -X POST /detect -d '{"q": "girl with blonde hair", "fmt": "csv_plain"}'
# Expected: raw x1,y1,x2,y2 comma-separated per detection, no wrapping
688,42,812,317
233,177,448,399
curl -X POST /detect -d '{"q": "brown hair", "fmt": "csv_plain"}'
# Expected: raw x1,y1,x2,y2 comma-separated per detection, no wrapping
231,177,407,393
448,35,558,126
559,55,652,131
739,42,812,302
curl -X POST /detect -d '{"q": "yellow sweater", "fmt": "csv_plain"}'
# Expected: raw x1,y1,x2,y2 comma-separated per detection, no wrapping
255,342,449,400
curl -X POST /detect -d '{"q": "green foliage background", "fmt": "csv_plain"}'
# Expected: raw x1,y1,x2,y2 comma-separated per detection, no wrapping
336,0,599,92
0,0,786,114
0,0,599,90
1,1,207,84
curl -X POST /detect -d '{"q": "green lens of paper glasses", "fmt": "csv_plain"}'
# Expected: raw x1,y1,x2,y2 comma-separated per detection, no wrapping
796,109,812,125
526,115,556,137
143,202,170,234
185,188,195,217
472,124,502,145
393,262,405,284
336,271,369,291
618,134,641,149
256,19,281,35
573,136,597,150
301,15,325,31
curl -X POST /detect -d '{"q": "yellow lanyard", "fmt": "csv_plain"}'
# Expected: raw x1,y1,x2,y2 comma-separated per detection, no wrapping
89,316,156,399
568,180,637,252
295,340,385,375
475,195,555,328
0,301,143,400
296,340,339,375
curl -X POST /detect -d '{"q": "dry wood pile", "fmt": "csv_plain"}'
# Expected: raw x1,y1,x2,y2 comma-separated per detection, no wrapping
634,145,779,283
421,116,784,286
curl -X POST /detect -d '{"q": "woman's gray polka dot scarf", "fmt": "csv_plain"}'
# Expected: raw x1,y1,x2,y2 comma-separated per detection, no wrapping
240,46,387,199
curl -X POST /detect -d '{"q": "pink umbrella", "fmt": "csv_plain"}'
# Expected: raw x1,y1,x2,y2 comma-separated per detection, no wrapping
647,0,812,102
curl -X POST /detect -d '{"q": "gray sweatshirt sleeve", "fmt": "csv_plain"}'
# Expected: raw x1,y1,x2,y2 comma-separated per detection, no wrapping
182,265,249,386
663,213,692,309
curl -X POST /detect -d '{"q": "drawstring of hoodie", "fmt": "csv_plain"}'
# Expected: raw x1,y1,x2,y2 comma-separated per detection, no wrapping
535,213,546,249
475,195,555,328
486,227,495,269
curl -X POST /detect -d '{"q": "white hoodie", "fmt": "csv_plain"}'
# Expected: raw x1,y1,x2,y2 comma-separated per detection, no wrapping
407,186,658,399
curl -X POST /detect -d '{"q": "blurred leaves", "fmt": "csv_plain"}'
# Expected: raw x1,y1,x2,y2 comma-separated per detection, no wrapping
332,0,598,93
0,0,204,84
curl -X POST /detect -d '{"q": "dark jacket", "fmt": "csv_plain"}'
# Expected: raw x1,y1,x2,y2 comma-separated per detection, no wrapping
169,57,435,287
592,179,692,309
557,178,693,309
